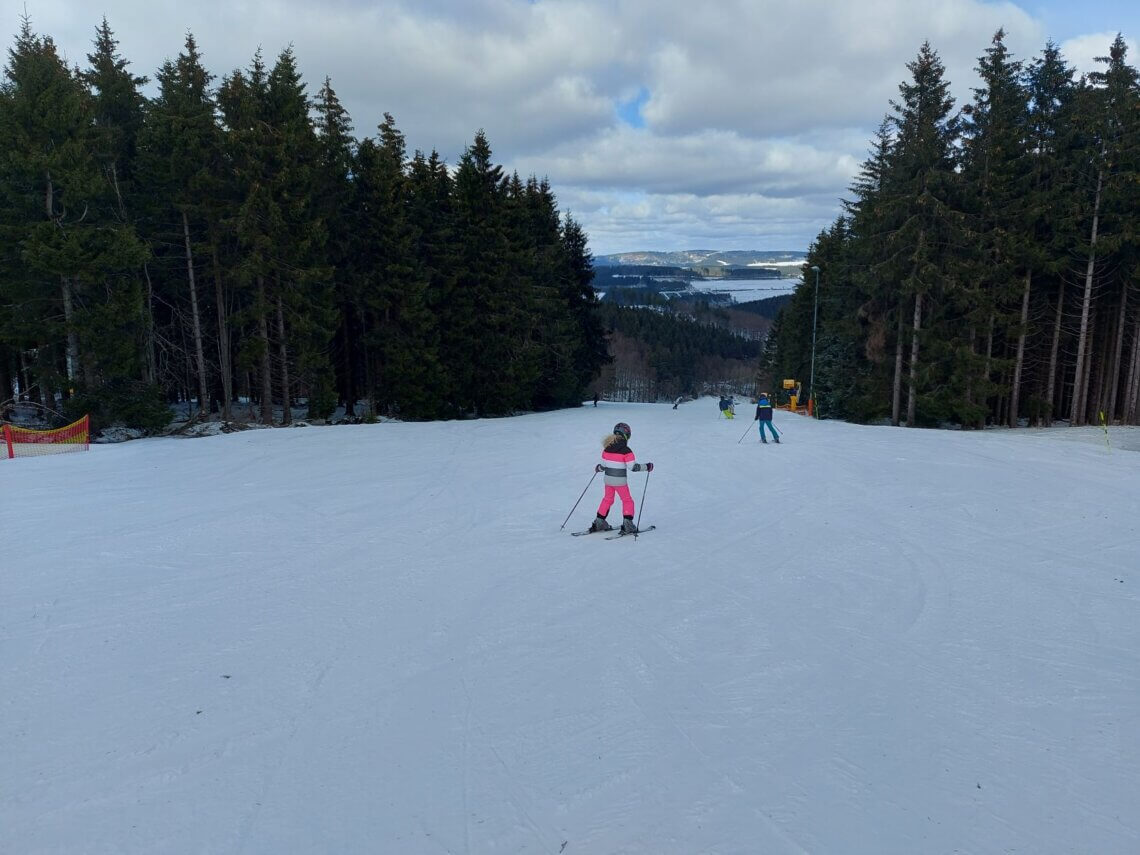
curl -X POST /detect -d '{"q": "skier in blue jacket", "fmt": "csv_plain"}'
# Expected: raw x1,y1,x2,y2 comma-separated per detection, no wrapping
754,393,780,443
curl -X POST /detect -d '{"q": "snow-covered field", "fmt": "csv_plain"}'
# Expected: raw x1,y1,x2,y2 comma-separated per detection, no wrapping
3,401,1139,854
684,277,798,302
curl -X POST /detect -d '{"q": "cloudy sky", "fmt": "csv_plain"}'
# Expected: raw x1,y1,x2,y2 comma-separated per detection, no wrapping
7,1,1139,255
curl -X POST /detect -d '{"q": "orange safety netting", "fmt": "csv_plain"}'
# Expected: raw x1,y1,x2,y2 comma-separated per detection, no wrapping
3,415,90,458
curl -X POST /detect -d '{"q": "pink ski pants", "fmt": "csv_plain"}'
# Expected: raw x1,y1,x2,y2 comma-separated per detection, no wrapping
597,484,634,518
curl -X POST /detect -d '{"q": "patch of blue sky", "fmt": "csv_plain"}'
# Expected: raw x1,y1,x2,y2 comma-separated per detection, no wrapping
1027,0,1140,41
616,87,649,128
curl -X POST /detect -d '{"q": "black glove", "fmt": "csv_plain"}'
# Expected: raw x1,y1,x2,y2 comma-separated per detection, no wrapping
644,462,654,472
595,463,604,473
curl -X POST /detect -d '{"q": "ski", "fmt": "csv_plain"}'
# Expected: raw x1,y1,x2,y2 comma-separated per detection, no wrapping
604,525,656,540
571,524,656,538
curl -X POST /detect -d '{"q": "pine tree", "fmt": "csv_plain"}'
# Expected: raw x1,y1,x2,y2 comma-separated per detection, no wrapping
882,42,966,425
356,114,443,419
841,119,901,420
83,17,146,219
1069,36,1138,425
443,131,520,415
265,47,334,422
960,29,1032,427
219,53,275,424
560,214,609,401
1088,36,1140,425
404,148,455,415
313,76,360,418
1,16,147,426
137,32,221,419
1025,42,1077,425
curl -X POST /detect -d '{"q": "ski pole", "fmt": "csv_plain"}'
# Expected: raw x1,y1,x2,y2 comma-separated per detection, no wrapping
737,422,753,443
634,470,650,538
560,470,599,530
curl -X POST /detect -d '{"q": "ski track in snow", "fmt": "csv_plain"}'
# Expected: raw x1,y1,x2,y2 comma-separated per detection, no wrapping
2,401,1139,853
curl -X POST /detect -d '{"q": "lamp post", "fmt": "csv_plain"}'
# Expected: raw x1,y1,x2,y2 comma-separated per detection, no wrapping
809,265,820,416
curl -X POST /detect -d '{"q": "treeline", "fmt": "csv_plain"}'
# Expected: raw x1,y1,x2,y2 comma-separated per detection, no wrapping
596,303,762,400
736,294,792,321
766,32,1140,427
0,18,608,429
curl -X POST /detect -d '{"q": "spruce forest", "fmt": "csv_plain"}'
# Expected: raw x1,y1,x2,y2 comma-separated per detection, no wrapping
0,18,610,430
767,31,1140,428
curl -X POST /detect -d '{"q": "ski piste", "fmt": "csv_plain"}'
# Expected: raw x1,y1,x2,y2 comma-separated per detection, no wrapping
571,525,656,538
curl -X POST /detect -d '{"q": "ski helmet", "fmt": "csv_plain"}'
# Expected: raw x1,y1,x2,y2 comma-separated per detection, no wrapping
613,422,631,439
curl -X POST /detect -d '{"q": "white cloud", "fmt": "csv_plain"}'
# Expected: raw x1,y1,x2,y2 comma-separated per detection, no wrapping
512,125,863,197
6,0,1136,253
1058,32,1140,74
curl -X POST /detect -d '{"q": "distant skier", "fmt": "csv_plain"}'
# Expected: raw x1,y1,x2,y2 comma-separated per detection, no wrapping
719,396,735,419
754,393,780,443
589,422,653,534
593,392,599,407
673,396,683,410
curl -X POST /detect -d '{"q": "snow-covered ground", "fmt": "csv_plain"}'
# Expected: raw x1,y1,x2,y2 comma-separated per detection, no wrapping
682,277,799,302
3,401,1139,854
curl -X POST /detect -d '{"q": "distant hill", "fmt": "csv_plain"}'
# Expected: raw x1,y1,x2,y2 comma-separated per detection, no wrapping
595,250,806,267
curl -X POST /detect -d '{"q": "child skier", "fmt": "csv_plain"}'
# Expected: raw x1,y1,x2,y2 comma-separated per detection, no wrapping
589,422,654,534
755,393,781,443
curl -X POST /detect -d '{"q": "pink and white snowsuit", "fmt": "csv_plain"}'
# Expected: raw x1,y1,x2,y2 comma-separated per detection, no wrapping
597,434,638,518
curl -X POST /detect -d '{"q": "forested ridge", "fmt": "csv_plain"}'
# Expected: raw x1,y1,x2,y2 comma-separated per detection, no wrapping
766,32,1140,428
0,17,609,429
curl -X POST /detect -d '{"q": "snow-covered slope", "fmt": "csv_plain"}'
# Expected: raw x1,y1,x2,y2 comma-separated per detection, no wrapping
3,402,1139,854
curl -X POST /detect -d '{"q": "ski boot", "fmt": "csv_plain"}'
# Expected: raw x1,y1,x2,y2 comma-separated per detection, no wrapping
589,514,613,533
621,517,638,534
774,436,780,443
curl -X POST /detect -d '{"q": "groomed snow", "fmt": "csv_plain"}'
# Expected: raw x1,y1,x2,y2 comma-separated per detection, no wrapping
3,401,1138,854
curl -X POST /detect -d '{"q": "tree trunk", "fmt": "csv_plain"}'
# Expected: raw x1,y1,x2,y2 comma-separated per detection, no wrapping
182,210,210,419
60,276,80,388
110,162,127,221
142,261,157,385
18,349,31,401
257,277,273,425
276,290,291,426
39,380,56,413
361,311,374,419
965,326,976,416
1046,277,1065,425
1070,166,1103,426
341,307,356,418
211,243,232,422
1130,323,1140,424
76,277,97,392
891,297,905,426
906,292,922,427
1077,309,1096,426
1009,270,1032,428
0,355,11,403
983,311,995,427
1125,315,1140,424
1106,284,1129,423
1091,312,1111,423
